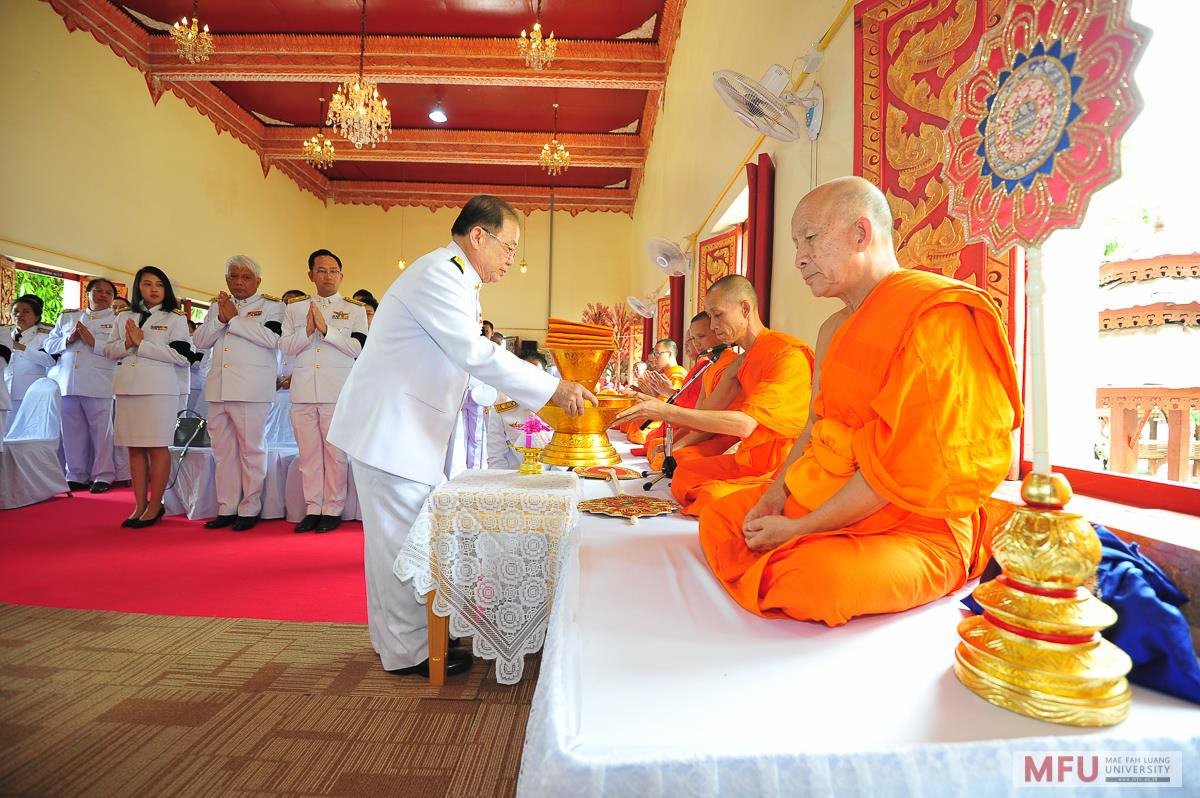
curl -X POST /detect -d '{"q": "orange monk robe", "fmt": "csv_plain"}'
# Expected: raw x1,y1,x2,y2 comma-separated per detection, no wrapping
648,348,740,470
698,270,1023,626
670,331,814,516
624,363,688,444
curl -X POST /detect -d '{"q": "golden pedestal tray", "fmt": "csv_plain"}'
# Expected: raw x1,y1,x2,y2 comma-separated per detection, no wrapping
538,348,635,468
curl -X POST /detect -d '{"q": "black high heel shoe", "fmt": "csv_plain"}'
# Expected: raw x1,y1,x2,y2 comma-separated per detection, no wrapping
130,506,165,529
121,510,147,528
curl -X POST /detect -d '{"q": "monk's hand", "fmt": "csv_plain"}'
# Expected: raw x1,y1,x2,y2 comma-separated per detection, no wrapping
550,379,598,418
611,396,668,428
639,370,673,398
743,481,788,530
742,515,800,552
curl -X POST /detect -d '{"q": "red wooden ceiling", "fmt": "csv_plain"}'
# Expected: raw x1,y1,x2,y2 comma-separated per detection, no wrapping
48,0,686,213
119,0,664,39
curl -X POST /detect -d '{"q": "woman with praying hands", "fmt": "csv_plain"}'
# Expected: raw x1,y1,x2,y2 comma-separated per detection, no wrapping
104,266,194,528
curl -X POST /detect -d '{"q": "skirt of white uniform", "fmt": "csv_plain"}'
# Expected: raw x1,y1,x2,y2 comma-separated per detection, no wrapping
114,394,178,447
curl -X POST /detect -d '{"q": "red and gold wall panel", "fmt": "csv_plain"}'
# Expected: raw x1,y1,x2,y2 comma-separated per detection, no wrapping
855,0,1020,334
697,226,742,297
655,296,671,342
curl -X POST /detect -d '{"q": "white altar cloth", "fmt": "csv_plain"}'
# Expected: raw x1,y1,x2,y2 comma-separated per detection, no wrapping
517,440,1200,798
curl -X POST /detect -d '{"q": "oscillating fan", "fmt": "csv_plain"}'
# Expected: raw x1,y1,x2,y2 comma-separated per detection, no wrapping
712,63,824,142
645,237,691,277
626,295,656,318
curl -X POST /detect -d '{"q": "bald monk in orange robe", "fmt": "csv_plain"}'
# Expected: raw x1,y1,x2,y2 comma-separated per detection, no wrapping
614,275,814,516
622,338,687,444
699,176,1022,626
646,311,739,470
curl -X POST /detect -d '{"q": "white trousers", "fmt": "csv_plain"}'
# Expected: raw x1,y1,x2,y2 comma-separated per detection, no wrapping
463,405,488,469
207,399,269,516
353,460,434,671
291,401,347,515
61,395,116,483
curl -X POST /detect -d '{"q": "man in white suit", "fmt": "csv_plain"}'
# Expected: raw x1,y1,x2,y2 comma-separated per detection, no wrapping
329,195,595,677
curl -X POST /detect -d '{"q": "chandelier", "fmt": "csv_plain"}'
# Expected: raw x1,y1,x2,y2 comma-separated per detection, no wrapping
170,0,214,64
518,0,556,70
328,0,391,149
302,97,336,169
538,103,570,176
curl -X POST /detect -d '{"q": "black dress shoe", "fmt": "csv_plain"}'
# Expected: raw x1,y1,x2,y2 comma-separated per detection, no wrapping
203,514,237,529
89,482,112,494
294,514,321,533
121,514,144,528
130,507,165,528
68,481,91,491
386,648,472,678
232,515,260,532
315,514,342,533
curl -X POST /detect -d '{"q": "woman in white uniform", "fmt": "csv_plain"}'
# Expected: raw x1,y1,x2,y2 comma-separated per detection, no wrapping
5,294,55,418
104,266,193,528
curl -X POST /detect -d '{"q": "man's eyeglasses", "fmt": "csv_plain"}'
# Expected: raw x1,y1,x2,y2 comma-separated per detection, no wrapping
311,269,342,277
480,227,519,257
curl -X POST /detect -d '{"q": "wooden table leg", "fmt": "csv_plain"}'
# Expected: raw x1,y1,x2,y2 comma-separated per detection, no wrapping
426,591,448,686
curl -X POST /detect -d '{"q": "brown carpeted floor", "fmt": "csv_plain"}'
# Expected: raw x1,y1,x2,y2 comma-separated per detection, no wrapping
0,604,538,797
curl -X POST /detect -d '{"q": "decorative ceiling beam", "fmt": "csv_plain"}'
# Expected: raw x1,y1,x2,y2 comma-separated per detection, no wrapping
145,36,666,90
262,128,644,168
328,181,636,216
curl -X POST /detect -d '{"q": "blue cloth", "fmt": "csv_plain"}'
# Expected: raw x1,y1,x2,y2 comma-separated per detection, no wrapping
962,524,1200,704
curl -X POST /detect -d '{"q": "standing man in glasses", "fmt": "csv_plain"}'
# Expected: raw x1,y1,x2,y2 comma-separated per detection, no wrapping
329,195,595,679
281,249,368,534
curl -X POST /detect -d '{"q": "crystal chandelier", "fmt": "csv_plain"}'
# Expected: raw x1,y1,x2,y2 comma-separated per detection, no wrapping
538,103,570,176
302,97,336,169
171,0,214,64
328,0,391,149
518,0,556,70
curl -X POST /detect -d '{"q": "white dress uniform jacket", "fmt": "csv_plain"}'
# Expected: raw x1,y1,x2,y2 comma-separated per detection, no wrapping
45,308,117,397
45,307,119,483
0,327,12,440
328,242,557,485
191,293,284,402
280,293,368,403
4,324,54,404
486,396,551,470
103,308,192,395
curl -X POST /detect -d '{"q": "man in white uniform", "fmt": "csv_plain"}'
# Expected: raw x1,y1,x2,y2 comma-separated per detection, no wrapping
328,195,595,677
486,352,552,470
281,249,368,533
192,255,284,532
44,277,119,492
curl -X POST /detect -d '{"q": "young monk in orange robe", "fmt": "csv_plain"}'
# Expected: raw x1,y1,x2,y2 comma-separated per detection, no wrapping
699,177,1022,626
622,338,688,444
614,275,814,516
645,311,738,468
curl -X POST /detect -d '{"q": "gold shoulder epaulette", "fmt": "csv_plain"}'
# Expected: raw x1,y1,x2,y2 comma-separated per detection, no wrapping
344,296,365,307
209,296,220,303
450,255,465,274
172,307,186,316
38,322,54,333
261,293,282,302
286,293,310,305
494,400,519,412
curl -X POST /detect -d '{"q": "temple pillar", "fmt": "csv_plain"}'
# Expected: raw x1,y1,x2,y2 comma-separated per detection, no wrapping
1108,406,1139,475
1166,408,1191,483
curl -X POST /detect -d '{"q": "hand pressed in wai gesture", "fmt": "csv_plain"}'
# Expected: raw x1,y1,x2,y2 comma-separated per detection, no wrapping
216,291,238,324
306,301,327,336
124,317,144,349
74,320,95,347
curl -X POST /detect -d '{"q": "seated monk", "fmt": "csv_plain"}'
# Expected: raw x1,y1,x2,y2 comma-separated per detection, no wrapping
645,311,739,469
622,338,688,444
699,176,1022,627
614,275,814,516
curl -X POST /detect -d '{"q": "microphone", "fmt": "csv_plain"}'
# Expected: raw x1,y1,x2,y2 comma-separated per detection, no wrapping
701,343,730,360
636,344,728,430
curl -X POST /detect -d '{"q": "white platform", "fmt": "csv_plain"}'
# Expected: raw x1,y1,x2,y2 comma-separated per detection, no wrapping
517,439,1200,798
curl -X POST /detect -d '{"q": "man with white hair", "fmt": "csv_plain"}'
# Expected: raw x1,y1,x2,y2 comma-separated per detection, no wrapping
192,255,284,531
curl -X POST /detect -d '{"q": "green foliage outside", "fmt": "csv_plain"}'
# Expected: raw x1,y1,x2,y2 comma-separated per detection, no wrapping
13,271,65,326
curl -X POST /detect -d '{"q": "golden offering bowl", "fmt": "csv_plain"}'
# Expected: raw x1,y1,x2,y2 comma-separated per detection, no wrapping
539,393,635,468
550,348,615,387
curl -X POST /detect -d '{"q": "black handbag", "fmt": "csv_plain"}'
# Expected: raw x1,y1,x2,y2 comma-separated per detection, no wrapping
173,409,210,448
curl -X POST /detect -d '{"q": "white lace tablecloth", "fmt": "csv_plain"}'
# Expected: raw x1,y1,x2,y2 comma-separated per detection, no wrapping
394,469,581,684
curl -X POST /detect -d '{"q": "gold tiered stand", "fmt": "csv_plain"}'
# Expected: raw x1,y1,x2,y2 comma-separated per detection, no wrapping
538,348,635,468
954,473,1132,726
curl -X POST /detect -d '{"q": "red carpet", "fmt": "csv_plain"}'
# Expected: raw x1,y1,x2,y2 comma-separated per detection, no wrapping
0,488,367,623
